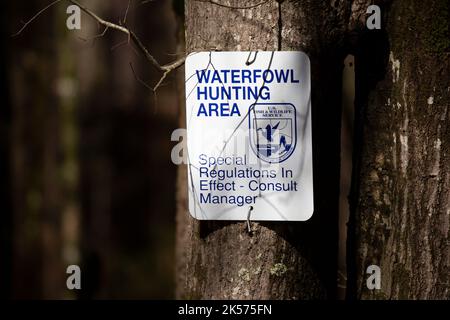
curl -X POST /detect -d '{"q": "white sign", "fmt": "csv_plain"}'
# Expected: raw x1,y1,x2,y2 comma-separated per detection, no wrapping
185,51,313,221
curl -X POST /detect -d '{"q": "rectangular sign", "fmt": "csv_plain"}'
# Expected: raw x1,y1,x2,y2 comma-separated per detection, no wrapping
185,51,313,221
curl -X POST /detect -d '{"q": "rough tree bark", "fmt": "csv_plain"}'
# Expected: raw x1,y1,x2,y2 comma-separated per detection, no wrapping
349,0,450,299
176,0,352,299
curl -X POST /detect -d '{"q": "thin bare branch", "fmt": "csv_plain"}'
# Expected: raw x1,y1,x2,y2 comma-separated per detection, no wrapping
111,39,131,52
129,62,154,91
80,25,109,45
122,0,132,24
13,0,186,93
153,70,170,92
12,0,63,37
130,61,173,93
68,0,185,76
161,57,186,72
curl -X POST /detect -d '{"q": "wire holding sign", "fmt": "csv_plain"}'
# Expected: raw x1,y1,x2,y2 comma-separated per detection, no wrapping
185,51,313,221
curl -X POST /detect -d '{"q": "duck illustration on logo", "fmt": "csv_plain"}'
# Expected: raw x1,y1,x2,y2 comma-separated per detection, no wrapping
249,103,297,163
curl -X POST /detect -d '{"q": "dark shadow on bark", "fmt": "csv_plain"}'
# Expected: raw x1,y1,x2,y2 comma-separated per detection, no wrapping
302,52,347,299
199,221,236,238
346,28,390,300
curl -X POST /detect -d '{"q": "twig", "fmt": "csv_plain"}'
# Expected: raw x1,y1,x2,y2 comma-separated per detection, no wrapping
68,0,160,69
153,70,170,92
84,25,109,45
122,0,132,24
69,0,186,78
111,39,131,52
68,0,185,87
130,62,154,91
12,0,63,37
13,0,186,92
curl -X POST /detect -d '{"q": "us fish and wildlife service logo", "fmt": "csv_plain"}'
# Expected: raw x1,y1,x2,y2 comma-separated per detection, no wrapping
249,103,297,163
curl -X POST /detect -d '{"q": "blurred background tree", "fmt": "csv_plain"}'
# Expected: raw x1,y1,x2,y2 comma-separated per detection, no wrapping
2,0,181,299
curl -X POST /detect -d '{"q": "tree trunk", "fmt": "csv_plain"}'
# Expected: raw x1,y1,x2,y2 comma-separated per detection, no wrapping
176,0,351,299
350,0,450,299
